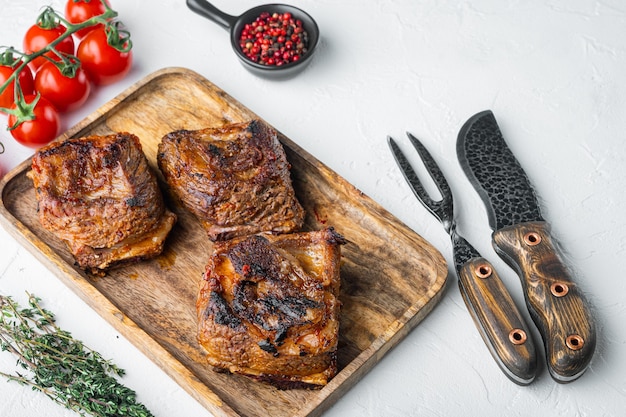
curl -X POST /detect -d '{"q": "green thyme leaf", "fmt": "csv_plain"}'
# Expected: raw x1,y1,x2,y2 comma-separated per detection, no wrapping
0,293,154,417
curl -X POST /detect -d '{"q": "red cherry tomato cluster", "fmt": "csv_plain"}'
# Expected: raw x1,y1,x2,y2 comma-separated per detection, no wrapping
1,0,132,148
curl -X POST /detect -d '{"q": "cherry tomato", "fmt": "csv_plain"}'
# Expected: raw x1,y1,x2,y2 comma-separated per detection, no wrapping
65,0,111,39
8,95,60,148
0,63,35,113
35,61,91,112
77,27,132,85
23,23,75,71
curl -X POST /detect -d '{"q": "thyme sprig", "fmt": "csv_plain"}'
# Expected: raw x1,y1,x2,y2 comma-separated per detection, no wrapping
0,293,154,417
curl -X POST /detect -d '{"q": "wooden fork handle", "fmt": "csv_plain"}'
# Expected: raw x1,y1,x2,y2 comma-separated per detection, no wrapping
458,257,538,385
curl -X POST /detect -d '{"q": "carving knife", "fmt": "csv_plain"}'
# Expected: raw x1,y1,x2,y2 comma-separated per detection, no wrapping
456,110,596,383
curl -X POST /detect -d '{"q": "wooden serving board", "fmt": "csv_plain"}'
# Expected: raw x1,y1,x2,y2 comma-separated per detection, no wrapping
0,67,448,417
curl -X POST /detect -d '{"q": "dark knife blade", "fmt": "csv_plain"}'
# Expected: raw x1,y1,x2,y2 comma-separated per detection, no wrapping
456,110,596,383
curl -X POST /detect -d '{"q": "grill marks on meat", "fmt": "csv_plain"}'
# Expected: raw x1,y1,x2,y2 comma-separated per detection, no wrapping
197,228,345,389
228,236,324,337
157,120,305,241
28,133,176,275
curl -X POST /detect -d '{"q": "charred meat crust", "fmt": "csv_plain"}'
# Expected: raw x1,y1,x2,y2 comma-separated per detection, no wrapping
28,132,177,274
157,119,305,241
197,227,345,389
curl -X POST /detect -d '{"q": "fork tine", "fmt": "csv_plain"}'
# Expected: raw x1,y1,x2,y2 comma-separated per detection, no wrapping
387,134,452,226
387,136,436,209
405,132,453,204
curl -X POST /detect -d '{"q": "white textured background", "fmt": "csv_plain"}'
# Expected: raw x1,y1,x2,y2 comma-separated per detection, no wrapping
1,0,624,416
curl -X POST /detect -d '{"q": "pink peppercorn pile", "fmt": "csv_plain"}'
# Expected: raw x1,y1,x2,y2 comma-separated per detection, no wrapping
239,12,309,66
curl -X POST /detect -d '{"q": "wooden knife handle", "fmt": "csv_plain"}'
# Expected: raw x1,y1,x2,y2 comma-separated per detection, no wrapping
458,257,537,385
492,221,596,383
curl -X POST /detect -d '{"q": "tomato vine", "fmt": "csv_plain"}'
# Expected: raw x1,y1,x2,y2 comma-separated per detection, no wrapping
0,0,132,152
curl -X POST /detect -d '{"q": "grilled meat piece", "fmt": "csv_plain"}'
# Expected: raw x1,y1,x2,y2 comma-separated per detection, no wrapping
197,227,345,389
157,119,305,241
28,132,177,275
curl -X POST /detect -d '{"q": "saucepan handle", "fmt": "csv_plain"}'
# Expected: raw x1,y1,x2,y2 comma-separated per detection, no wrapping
186,0,237,30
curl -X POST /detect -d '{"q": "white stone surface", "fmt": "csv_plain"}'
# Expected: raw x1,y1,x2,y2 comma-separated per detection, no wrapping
1,0,624,416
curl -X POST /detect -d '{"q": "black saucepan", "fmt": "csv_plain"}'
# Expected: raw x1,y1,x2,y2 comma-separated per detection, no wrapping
186,0,320,79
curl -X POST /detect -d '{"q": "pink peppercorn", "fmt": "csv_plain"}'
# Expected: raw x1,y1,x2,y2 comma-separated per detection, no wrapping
239,11,309,66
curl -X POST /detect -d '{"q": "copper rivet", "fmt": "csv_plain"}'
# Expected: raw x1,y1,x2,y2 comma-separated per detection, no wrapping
475,263,492,279
509,329,527,345
566,334,584,351
550,282,569,297
524,232,542,246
